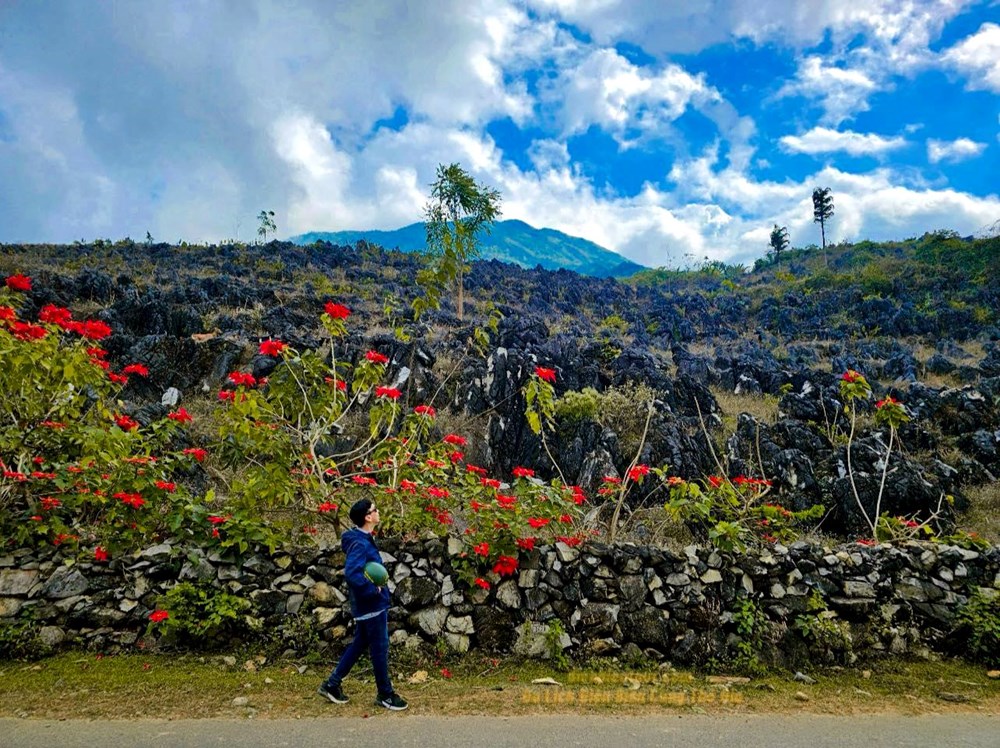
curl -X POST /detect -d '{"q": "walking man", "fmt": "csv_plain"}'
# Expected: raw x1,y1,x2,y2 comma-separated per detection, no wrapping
318,498,408,710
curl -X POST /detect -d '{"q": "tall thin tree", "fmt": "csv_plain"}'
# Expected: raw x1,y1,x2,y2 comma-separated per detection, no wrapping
418,163,501,321
769,224,789,265
812,187,834,264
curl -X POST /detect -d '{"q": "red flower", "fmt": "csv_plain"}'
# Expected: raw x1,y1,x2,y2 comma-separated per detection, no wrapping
207,515,229,525
515,537,536,551
707,476,723,489
149,609,169,623
352,475,377,486
317,502,338,513
114,492,145,508
38,304,73,326
428,486,450,498
228,371,257,387
167,408,193,424
0,305,16,322
470,500,485,512
841,369,862,383
123,363,149,377
108,372,129,385
4,469,27,481
10,322,48,341
5,273,31,292
602,475,621,485
218,390,235,401
481,477,501,489
440,667,454,678
527,517,550,529
399,479,418,492
94,546,109,562
473,578,490,591
559,513,573,524
443,433,468,446
425,458,446,469
324,302,351,319
570,486,586,505
534,366,557,383
78,319,113,340
512,466,534,479
473,542,490,557
876,396,900,409
53,533,78,546
492,555,518,577
183,447,208,462
414,404,436,418
259,339,287,356
365,350,389,365
40,497,61,510
496,494,517,510
856,538,877,546
29,515,42,521
375,386,401,400
627,464,650,481
40,421,66,429
114,414,139,431
436,511,453,525
448,450,464,463
155,480,176,492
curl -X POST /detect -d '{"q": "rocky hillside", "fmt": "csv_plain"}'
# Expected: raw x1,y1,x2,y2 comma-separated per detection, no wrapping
2,230,999,542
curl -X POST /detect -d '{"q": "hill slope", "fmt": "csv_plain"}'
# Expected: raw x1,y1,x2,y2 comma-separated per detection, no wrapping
290,219,645,278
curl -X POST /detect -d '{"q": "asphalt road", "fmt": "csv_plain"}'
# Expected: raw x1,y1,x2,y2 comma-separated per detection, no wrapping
2,714,999,747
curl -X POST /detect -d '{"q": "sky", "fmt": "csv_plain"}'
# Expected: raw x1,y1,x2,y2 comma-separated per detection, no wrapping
0,0,998,268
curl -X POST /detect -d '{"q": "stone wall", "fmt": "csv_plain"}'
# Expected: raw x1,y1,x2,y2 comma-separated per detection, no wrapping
2,538,998,666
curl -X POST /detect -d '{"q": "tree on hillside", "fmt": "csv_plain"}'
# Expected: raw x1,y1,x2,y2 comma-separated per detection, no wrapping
417,163,502,321
257,210,277,244
769,224,789,264
812,188,834,262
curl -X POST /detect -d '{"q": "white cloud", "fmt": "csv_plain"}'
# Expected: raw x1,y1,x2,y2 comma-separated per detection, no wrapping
775,57,879,125
927,137,987,163
780,127,908,157
942,22,1000,92
549,47,718,145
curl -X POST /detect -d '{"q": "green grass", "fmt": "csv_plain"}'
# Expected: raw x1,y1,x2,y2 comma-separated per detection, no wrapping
2,652,997,719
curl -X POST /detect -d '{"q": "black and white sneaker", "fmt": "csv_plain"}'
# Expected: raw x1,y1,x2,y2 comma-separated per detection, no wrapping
318,683,349,704
376,691,408,711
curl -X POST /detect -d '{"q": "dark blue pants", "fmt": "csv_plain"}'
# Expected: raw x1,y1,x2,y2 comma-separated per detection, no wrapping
324,610,393,696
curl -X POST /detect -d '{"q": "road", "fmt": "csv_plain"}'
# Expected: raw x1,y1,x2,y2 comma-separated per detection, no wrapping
2,714,998,747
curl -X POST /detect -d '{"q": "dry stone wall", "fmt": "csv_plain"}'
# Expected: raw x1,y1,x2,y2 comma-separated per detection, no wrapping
1,538,997,666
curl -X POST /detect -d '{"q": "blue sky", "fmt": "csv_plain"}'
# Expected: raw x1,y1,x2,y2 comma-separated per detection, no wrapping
0,1,997,268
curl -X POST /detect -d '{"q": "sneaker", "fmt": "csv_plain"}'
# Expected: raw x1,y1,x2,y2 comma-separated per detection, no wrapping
376,692,408,711
317,683,349,704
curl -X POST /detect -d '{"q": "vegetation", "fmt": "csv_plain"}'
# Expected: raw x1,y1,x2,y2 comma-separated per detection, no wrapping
768,224,789,265
812,187,834,256
417,162,502,321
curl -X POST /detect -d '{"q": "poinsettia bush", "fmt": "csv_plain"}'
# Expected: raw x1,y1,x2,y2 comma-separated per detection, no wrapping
0,275,273,559
1,276,586,587
213,303,587,587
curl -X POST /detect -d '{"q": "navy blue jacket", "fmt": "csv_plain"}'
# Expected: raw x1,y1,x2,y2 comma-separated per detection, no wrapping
342,527,391,618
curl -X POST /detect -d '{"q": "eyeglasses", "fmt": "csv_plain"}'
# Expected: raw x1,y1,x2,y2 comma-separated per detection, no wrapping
367,507,379,515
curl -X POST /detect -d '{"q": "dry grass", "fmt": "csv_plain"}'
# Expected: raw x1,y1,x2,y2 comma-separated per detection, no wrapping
957,482,1000,545
710,388,782,428
1,653,997,719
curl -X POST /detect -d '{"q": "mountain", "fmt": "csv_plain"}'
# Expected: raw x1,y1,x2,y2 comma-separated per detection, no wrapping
289,219,645,278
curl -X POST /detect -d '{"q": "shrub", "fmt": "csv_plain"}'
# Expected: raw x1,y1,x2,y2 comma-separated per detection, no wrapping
148,581,253,648
953,590,1000,667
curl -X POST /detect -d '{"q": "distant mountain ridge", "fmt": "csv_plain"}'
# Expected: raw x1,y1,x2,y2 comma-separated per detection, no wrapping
289,219,645,278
